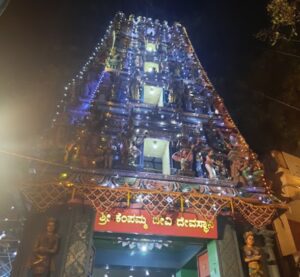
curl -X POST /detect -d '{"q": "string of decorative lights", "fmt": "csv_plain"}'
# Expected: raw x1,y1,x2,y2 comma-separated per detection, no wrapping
50,15,118,127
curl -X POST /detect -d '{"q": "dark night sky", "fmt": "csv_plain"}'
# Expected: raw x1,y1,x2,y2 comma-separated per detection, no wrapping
2,0,295,156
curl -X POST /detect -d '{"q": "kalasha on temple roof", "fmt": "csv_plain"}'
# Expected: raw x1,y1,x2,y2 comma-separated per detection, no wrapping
23,12,285,230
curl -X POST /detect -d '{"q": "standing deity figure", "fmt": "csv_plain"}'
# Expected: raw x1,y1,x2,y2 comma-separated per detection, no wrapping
195,152,205,177
172,148,193,172
228,146,248,185
191,138,205,177
104,140,114,169
128,141,141,167
130,76,141,101
30,218,59,277
168,88,176,104
64,142,79,163
205,150,217,179
243,231,264,277
180,148,193,171
119,132,129,166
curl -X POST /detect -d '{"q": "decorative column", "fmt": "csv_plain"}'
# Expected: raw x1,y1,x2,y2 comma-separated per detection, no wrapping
176,269,197,277
11,204,95,277
207,219,244,277
257,229,280,277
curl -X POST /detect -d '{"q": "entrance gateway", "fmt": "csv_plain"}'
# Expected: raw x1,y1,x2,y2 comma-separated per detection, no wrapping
12,12,283,277
93,209,217,276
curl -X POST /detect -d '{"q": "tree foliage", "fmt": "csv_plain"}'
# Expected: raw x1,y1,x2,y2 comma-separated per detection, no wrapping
257,0,300,45
215,44,300,156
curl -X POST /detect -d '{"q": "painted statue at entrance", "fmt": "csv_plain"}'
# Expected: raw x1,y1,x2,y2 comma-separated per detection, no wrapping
243,231,263,277
30,217,59,277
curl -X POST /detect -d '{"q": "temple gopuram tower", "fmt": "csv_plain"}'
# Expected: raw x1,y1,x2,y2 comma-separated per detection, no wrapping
12,13,284,277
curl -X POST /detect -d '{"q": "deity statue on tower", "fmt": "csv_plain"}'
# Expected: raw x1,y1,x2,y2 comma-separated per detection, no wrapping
205,149,217,179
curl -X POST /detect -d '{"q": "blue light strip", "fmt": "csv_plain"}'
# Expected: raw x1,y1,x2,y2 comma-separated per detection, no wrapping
70,70,106,123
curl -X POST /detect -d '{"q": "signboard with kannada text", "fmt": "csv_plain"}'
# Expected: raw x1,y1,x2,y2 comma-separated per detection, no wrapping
94,209,217,239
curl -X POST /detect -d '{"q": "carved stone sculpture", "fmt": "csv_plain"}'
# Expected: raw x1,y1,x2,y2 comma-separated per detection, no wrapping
30,217,59,277
243,231,263,277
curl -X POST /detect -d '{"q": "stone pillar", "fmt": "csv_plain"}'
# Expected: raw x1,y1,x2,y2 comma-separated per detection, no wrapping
258,229,280,277
11,204,95,277
207,220,244,277
207,240,221,277
176,269,197,277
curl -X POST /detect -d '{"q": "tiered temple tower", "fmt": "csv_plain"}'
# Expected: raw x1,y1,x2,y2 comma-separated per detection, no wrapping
12,13,283,277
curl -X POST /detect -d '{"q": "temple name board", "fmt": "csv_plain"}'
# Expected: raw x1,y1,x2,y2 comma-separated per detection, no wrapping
94,209,218,239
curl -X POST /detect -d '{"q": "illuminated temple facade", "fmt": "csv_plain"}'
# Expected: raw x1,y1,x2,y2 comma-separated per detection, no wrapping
12,13,284,277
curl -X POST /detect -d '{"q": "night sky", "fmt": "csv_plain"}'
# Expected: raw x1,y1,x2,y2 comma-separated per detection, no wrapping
1,0,298,156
